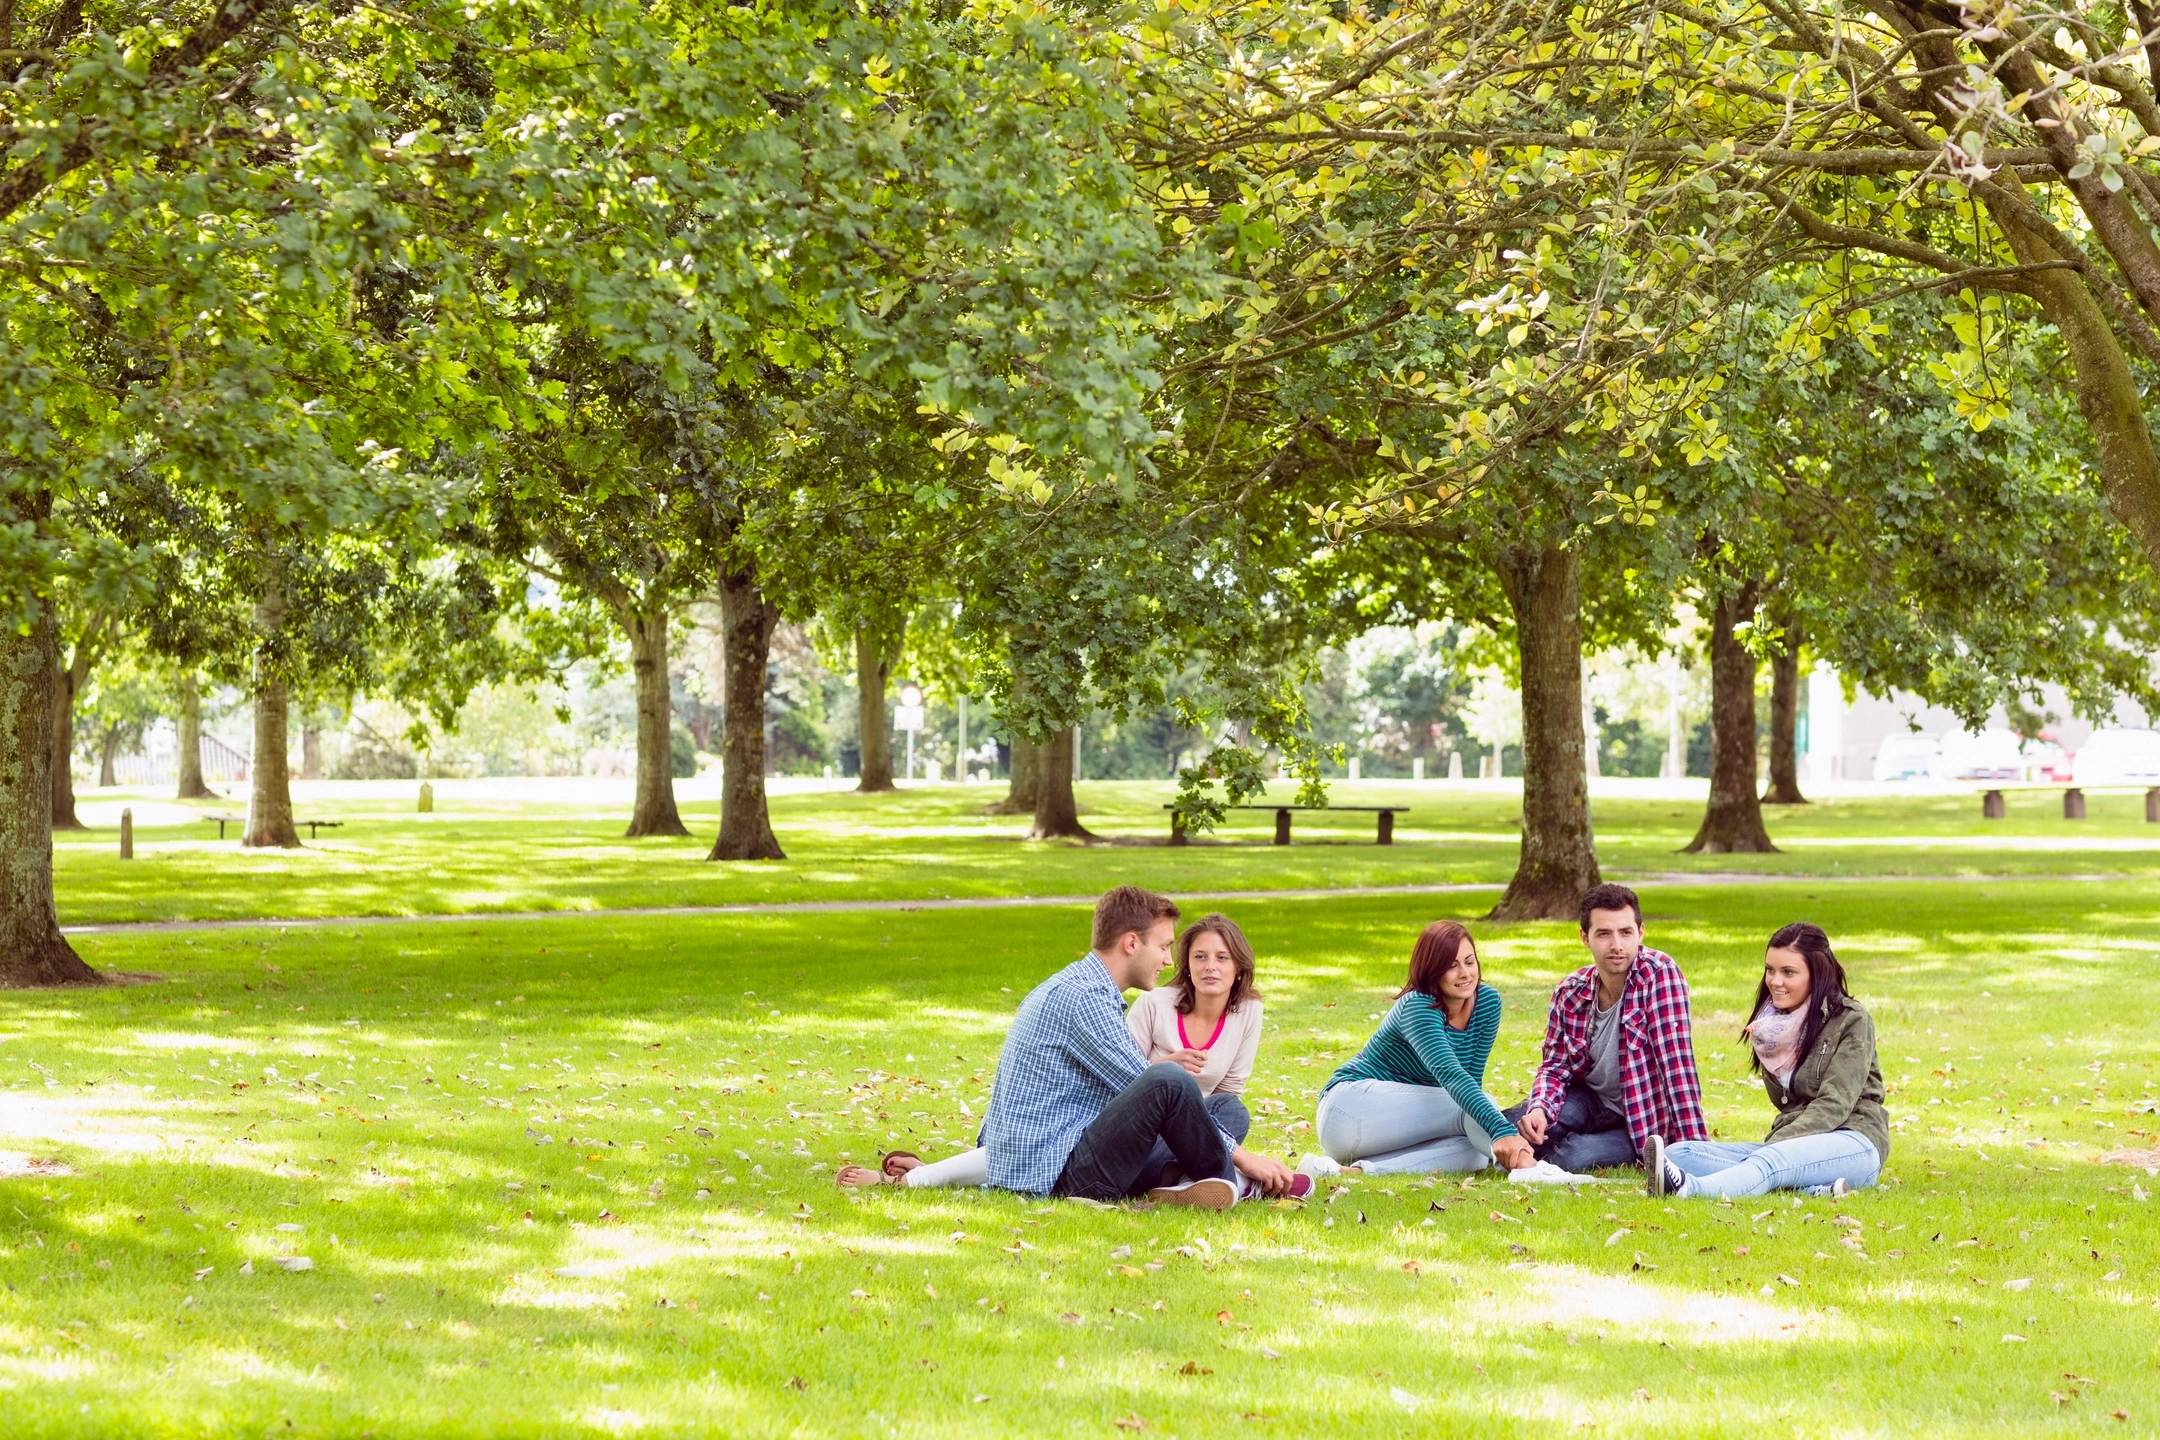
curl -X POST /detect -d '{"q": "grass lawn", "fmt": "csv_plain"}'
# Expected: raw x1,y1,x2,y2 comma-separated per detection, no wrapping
4,879,2156,1436
47,777,2160,925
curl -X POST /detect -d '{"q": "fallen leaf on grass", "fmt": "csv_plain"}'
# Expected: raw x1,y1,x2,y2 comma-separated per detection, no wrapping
2003,1278,2032,1292
1389,1387,1422,1412
1113,1414,1147,1431
273,1256,313,1272
1176,1360,1213,1376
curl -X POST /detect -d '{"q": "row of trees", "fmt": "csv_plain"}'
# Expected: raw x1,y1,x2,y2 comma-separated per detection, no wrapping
8,3,2160,987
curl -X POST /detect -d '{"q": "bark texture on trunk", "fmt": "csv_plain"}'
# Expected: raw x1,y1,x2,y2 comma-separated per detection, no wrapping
1,605,102,987
176,673,217,799
1028,727,1094,840
49,625,94,830
1764,629,1807,805
1685,582,1777,853
1488,543,1601,922
624,606,690,838
855,628,895,793
988,661,1042,814
990,736,1040,814
244,570,302,849
707,566,784,861
97,726,120,787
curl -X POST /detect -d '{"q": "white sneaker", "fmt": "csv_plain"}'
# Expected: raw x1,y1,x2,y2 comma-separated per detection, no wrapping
1145,1176,1238,1210
1296,1153,1342,1179
1507,1160,1597,1186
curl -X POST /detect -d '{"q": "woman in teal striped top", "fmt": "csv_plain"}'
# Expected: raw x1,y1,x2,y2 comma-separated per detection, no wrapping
1300,921,1535,1177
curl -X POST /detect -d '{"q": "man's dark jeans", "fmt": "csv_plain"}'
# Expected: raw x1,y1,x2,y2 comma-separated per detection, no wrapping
1054,1063,1237,1201
1504,1086,1638,1172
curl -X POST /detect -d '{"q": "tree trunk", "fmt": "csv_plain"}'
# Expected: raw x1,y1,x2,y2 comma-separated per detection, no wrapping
1996,213,2160,575
990,735,1040,814
299,723,323,781
1488,543,1601,921
1028,728,1094,840
624,606,690,838
244,570,302,849
707,565,784,861
855,628,895,793
1763,627,1807,806
1685,581,1777,853
988,661,1042,814
1,603,102,987
176,673,217,799
97,725,121,787
49,632,89,831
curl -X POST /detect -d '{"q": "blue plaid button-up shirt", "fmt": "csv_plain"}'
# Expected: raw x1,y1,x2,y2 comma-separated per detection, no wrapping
982,955,1151,1196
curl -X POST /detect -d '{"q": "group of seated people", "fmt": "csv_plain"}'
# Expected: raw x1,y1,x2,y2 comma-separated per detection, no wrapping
836,882,1888,1208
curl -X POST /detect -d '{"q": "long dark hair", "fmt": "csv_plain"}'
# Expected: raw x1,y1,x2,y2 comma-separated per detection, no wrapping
1744,922,1853,1075
1170,914,1258,1015
1399,921,1478,1010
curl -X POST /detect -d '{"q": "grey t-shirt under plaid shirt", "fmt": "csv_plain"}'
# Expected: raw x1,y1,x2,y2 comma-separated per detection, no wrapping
1584,993,1625,1115
981,956,1151,1195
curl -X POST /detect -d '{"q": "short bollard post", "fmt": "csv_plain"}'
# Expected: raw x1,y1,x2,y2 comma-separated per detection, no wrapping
418,781,434,814
1982,789,2005,820
119,808,134,859
2063,787,2086,820
1273,808,1292,846
1377,811,1396,845
2147,787,2159,823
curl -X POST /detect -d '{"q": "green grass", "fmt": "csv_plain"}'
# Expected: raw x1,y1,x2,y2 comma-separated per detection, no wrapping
48,777,2160,925
5,880,2157,1436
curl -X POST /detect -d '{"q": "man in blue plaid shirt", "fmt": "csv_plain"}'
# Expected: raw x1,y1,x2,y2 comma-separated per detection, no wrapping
979,885,1303,1209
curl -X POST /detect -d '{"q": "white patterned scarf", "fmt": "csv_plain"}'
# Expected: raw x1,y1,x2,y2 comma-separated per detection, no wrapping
1745,1000,1806,1085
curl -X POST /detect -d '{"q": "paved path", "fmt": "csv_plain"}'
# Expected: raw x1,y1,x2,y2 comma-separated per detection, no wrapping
56,871,2089,938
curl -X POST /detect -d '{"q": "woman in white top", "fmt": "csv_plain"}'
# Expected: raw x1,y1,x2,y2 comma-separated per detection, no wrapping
837,914,1263,1190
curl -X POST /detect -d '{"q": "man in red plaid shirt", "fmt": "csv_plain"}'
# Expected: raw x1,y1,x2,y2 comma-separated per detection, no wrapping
1503,883,1709,1171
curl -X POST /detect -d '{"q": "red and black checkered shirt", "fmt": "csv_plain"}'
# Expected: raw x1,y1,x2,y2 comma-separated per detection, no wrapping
1527,947,1709,1153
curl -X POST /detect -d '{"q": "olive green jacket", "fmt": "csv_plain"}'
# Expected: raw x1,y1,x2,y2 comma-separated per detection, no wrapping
1762,1002,1890,1161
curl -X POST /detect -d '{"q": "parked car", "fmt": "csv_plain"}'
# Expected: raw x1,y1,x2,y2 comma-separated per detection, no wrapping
1939,728,2025,781
2071,727,2160,785
1871,732,1942,782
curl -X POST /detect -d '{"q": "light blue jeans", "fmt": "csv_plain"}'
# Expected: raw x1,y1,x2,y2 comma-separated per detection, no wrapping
1315,1079,1496,1174
1665,1130,1882,1198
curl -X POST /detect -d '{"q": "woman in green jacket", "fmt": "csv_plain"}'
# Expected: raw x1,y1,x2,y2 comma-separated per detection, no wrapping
1645,922,1889,1200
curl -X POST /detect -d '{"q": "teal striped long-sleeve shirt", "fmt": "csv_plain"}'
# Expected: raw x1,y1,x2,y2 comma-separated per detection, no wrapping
1324,984,1517,1140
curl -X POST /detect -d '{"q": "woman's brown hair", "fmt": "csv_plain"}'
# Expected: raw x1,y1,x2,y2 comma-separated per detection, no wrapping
1169,914,1258,1015
1398,921,1478,1008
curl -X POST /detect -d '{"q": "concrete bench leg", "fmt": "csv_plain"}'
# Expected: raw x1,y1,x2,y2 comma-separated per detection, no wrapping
1377,811,1395,845
2147,787,2159,823
2063,788,2086,820
1982,790,2005,820
1170,811,1188,846
1273,809,1291,846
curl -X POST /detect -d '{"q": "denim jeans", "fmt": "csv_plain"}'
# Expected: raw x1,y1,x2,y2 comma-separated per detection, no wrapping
1315,1078,1496,1174
1665,1129,1882,1198
1504,1086,1637,1171
1138,1092,1250,1188
1053,1063,1236,1200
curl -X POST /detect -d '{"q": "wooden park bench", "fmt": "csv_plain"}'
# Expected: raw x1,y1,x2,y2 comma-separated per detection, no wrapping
1165,804,1409,846
205,814,345,840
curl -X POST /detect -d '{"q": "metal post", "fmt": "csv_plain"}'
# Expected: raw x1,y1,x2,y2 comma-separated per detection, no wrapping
906,727,915,782
119,808,134,860
957,695,968,783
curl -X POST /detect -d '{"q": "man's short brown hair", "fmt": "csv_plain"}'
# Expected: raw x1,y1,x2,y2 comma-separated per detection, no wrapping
1093,885,1179,951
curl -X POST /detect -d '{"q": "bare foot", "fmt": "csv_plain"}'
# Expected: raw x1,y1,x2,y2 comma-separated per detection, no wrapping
883,1152,923,1182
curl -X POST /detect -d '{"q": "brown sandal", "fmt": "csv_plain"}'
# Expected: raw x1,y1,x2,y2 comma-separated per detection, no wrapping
880,1150,923,1180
